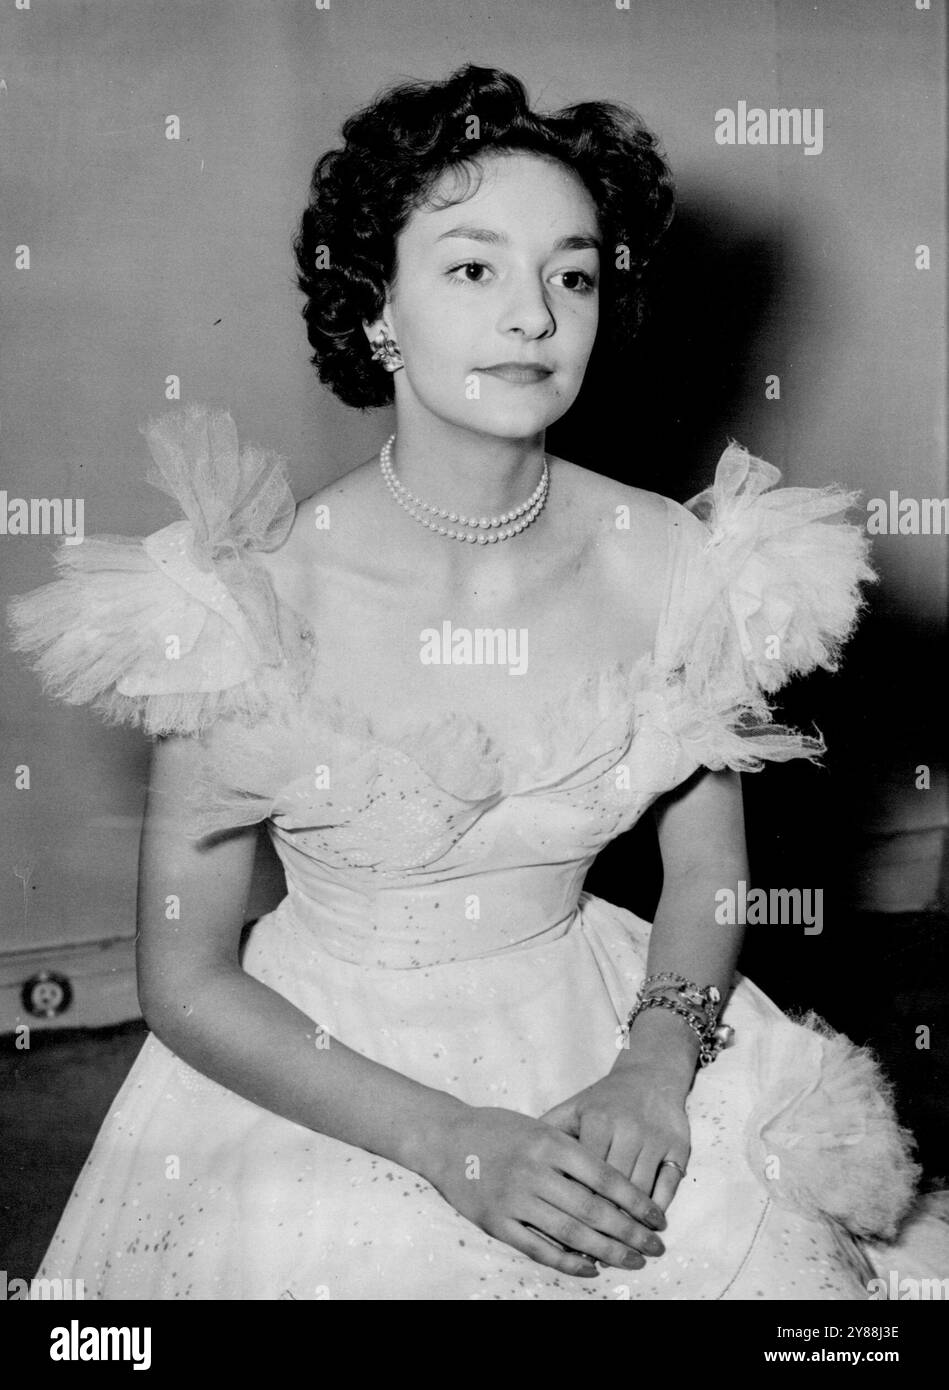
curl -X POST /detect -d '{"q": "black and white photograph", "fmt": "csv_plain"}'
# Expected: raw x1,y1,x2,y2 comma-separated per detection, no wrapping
1,0,947,1338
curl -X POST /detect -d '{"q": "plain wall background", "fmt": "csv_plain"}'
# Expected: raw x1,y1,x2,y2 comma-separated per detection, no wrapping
1,0,945,956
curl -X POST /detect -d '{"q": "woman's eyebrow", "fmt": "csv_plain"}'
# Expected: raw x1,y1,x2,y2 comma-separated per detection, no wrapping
434,224,601,252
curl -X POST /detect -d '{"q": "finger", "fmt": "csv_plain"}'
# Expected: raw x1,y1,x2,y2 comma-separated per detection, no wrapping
652,1153,691,1213
554,1134,667,1232
538,1100,578,1132
541,1175,665,1261
577,1110,616,1163
630,1146,665,1202
605,1129,644,1183
523,1198,647,1271
509,1221,599,1278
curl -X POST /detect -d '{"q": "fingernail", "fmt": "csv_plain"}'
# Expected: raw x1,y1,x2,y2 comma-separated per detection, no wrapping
644,1235,664,1255
647,1209,666,1230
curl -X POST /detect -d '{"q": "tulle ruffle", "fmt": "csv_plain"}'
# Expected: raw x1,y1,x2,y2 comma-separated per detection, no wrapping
746,1009,921,1240
6,405,313,737
140,404,295,562
643,440,878,775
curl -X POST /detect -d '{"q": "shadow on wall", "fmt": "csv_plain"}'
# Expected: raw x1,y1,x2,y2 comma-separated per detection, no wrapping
549,191,797,500
551,193,947,917
574,199,949,1169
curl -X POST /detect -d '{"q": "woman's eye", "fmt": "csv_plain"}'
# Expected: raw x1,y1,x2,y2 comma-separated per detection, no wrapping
554,270,596,294
447,261,492,285
446,263,596,293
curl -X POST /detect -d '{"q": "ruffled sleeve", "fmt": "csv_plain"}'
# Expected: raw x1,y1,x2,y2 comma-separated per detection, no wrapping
5,404,313,737
639,440,878,775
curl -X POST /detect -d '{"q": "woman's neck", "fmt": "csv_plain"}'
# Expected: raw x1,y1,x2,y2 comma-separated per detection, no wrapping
387,419,547,521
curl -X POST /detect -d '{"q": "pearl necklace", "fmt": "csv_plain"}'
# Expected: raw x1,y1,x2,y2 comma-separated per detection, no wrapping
379,434,549,543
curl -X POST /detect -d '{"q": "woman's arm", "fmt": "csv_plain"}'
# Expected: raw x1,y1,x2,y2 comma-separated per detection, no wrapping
137,733,666,1278
539,766,748,1214
611,764,748,1092
136,731,472,1172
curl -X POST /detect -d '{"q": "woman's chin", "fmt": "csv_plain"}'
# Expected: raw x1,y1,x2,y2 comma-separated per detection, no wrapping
457,404,565,438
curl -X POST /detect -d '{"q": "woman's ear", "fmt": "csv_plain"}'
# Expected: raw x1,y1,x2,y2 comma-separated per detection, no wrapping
362,314,386,349
362,280,396,348
362,300,395,348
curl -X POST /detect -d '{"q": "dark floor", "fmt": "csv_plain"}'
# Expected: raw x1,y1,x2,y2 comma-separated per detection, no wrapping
1,911,946,1282
1,1017,149,1280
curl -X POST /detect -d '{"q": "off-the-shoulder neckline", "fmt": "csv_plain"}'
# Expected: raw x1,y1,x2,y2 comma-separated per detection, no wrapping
246,494,700,768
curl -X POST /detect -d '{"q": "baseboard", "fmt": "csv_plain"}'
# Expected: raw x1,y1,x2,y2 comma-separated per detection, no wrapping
0,935,140,1037
0,831,285,1039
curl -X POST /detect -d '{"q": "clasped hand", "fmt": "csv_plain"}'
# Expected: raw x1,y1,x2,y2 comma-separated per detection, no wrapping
425,1066,690,1280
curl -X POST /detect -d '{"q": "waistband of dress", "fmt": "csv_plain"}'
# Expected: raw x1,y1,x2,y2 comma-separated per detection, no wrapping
277,862,590,968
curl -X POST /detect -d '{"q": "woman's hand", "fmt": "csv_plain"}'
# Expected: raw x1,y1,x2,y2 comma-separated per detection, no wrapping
421,1105,668,1279
538,1066,691,1216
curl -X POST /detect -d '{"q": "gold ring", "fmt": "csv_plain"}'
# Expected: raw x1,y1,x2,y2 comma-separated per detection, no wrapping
659,1158,687,1178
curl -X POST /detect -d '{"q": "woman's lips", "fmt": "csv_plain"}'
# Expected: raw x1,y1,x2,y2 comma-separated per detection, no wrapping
478,365,553,385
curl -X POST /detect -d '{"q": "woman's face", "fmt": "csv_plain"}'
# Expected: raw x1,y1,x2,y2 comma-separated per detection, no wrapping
371,151,601,440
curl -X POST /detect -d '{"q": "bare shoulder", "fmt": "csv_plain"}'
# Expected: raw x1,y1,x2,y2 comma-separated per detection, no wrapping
552,455,670,528
289,455,377,539
296,454,378,512
550,457,675,600
254,455,379,594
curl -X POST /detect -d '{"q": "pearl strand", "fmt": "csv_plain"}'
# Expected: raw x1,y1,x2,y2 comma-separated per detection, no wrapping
379,434,549,543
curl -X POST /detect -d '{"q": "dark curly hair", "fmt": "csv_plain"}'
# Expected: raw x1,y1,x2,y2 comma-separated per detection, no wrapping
292,64,676,410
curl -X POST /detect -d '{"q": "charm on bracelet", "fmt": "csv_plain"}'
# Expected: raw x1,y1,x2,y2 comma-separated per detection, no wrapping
623,974,735,1067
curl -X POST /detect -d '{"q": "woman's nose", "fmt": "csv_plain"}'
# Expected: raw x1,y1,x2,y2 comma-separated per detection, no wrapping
497,277,555,338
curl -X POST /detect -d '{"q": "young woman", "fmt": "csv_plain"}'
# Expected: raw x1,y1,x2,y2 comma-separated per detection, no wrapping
8,64,944,1300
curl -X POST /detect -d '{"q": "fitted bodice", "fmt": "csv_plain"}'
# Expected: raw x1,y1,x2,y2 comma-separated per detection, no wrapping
252,656,688,966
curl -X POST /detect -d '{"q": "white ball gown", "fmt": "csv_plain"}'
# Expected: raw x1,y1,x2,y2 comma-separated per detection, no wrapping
7,404,947,1300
